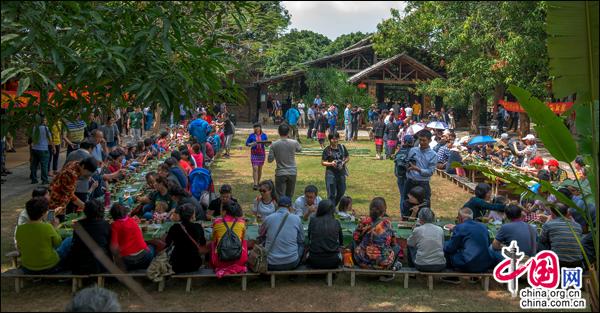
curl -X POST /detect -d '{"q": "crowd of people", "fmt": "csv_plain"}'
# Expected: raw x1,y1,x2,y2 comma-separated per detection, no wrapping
8,94,597,287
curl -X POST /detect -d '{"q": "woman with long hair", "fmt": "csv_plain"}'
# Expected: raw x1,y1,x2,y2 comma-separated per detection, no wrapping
306,200,343,269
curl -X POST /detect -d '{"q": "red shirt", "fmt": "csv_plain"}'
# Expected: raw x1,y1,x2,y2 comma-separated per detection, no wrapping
108,162,121,174
202,115,213,124
191,153,204,168
110,217,148,257
179,160,193,175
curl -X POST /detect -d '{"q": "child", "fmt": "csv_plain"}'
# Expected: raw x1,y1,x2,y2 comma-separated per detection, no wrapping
401,186,427,221
372,115,386,160
337,196,356,221
488,195,507,223
385,121,399,159
157,131,170,152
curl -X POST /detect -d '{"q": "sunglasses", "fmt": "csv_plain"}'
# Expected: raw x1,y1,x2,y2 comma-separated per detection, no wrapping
259,189,268,193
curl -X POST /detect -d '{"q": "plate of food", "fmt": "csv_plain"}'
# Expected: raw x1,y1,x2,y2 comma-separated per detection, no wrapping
443,224,455,231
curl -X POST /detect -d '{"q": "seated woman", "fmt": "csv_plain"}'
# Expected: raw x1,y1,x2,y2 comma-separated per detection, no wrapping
401,186,427,221
210,202,248,277
180,150,196,171
307,200,343,269
406,207,446,272
171,150,193,175
353,197,400,272
15,197,72,274
168,181,205,221
157,131,170,152
463,183,507,220
110,203,154,271
336,196,356,221
165,204,207,273
147,177,176,222
252,180,277,220
70,199,112,274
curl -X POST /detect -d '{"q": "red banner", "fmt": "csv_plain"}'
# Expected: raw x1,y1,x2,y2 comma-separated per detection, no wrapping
499,100,574,114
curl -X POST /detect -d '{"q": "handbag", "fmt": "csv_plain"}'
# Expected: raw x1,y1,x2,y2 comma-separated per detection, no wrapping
179,223,206,255
248,212,289,273
147,245,174,282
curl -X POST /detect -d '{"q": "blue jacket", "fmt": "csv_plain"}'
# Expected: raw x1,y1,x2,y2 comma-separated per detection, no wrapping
285,108,301,126
170,167,188,189
444,220,494,272
188,118,211,143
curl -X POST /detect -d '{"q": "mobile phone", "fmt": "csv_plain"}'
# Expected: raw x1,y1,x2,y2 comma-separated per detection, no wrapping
47,210,55,222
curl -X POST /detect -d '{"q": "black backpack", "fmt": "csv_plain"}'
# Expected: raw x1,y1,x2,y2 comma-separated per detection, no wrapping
217,218,242,261
394,148,411,178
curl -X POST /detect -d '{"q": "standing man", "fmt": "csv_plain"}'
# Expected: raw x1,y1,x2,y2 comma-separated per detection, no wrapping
412,100,422,122
313,94,322,107
297,99,306,129
403,130,437,207
64,114,87,156
307,104,317,140
30,116,54,185
496,103,506,134
268,124,302,199
405,104,413,123
179,103,187,125
128,106,144,143
188,113,212,163
321,132,349,206
350,106,363,142
344,104,352,141
284,104,301,142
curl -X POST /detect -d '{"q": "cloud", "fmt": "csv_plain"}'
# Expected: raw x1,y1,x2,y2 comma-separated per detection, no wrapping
282,1,406,39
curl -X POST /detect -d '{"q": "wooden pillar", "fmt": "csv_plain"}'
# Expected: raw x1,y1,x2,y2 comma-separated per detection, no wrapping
519,113,530,137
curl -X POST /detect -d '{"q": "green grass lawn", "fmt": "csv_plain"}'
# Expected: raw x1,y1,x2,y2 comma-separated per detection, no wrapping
212,132,470,220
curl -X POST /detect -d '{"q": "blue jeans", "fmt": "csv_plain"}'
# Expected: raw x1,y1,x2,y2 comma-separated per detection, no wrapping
30,149,50,183
397,176,407,215
326,173,346,206
123,246,155,271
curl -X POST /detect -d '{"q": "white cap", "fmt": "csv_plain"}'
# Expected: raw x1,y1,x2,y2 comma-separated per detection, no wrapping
500,133,509,140
522,134,536,141
390,108,395,112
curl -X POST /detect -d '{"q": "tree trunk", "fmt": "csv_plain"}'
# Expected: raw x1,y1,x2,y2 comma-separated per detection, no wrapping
471,92,482,134
492,84,505,112
519,113,530,137
154,105,162,133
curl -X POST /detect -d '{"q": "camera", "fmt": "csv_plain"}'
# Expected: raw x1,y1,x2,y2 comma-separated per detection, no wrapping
408,157,417,166
334,159,345,170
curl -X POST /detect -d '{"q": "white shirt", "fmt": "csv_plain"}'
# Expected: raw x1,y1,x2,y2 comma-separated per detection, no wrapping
298,102,305,113
293,195,322,218
405,107,413,117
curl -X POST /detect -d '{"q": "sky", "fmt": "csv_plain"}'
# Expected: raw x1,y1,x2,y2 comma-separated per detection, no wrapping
281,1,407,40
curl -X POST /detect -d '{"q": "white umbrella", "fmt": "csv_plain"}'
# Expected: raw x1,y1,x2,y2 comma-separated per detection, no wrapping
427,121,449,130
406,123,425,135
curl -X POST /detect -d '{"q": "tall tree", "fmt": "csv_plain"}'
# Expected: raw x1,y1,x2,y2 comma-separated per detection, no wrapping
262,29,331,76
374,1,547,133
1,1,256,136
322,32,371,55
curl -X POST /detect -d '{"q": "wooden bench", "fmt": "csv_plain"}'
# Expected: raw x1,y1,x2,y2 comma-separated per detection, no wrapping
266,265,343,288
1,269,86,293
344,267,492,291
5,251,20,269
172,269,260,292
90,269,165,292
344,267,417,288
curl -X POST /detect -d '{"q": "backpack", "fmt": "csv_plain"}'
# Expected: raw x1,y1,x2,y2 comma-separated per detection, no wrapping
189,168,213,200
394,148,411,178
216,218,242,261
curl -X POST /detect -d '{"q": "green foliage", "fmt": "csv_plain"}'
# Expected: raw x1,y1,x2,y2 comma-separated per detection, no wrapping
262,29,331,76
322,32,371,55
0,1,259,137
304,68,375,108
373,2,548,108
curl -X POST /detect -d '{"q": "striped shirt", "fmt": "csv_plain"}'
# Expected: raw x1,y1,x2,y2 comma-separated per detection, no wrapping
540,217,583,263
65,120,87,143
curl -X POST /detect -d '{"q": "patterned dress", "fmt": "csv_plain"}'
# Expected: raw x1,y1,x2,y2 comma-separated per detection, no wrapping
353,217,399,270
246,132,268,167
49,161,81,211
